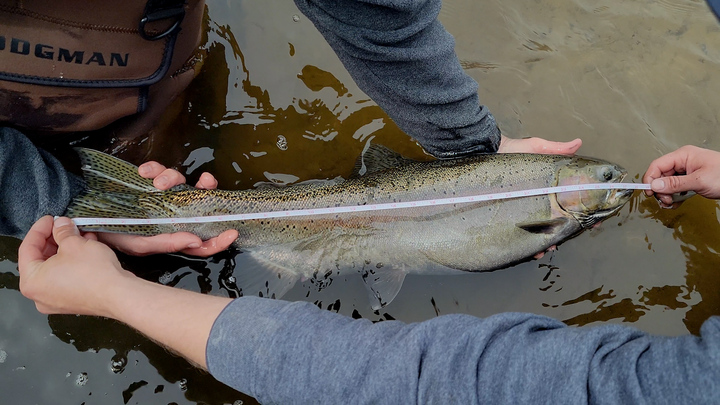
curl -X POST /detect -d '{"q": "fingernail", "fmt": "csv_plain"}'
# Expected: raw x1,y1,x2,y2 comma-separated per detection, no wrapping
187,242,201,249
651,179,665,191
138,164,151,176
54,217,78,233
156,176,169,188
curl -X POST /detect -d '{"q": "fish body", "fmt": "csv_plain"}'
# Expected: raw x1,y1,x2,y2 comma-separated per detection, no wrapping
67,146,633,309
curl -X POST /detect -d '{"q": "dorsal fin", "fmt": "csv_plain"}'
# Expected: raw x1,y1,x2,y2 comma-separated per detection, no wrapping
351,143,416,177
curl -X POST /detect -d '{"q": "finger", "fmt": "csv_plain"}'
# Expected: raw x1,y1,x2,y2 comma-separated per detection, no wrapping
643,153,685,196
81,232,99,241
196,172,219,190
35,301,55,315
41,238,59,258
644,151,688,182
650,175,699,196
137,161,168,178
181,229,238,257
153,168,187,190
52,217,82,247
98,232,204,256
498,137,582,155
18,216,55,271
542,138,582,155
655,193,675,208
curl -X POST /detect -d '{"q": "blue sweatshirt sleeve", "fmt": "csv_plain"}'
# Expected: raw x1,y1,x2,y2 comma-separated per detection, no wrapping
0,127,85,239
206,296,720,404
294,0,501,158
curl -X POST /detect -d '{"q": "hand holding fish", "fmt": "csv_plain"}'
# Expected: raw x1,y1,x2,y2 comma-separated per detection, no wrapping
497,135,583,259
498,135,582,155
18,215,229,368
643,145,720,207
18,216,129,317
92,162,239,257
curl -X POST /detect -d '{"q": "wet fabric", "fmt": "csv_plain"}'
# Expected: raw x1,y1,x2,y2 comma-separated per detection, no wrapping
294,0,501,158
0,127,84,238
207,296,720,404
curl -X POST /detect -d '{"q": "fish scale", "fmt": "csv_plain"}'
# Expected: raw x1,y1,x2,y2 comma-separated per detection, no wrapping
66,146,634,309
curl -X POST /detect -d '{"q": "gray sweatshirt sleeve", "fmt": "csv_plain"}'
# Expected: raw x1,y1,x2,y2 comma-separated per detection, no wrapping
0,127,84,239
294,0,501,158
207,296,720,404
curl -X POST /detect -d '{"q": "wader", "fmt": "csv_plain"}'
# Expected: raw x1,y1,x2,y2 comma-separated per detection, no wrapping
0,0,205,134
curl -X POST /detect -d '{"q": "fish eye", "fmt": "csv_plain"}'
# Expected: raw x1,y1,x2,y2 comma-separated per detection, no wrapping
599,167,613,181
602,168,613,181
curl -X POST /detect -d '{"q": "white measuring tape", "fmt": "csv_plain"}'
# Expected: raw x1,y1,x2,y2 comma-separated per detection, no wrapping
70,182,651,226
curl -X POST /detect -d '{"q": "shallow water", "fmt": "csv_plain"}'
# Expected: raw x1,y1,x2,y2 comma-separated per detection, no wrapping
3,0,720,403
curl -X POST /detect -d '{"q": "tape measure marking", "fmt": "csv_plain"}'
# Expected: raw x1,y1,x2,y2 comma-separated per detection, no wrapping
70,182,651,226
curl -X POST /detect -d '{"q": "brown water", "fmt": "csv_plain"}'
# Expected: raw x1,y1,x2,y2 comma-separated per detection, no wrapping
2,0,720,403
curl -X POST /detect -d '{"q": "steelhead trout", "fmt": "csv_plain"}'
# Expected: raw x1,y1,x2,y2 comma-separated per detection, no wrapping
66,146,634,309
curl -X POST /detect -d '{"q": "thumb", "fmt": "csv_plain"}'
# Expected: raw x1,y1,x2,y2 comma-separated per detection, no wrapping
52,217,81,245
651,175,697,195
548,138,582,155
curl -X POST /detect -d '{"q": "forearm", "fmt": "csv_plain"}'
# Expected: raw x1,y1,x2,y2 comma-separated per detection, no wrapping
107,274,231,369
0,127,84,238
207,297,720,404
294,0,501,158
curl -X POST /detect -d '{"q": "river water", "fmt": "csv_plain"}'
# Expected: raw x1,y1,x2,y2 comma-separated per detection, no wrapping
2,0,720,403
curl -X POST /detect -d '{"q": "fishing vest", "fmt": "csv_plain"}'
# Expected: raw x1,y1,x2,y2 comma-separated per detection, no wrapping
0,0,205,133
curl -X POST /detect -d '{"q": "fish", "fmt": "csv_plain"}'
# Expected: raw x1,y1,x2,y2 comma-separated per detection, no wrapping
66,145,634,309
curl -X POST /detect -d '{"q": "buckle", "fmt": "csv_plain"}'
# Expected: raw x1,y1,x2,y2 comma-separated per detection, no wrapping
139,6,186,41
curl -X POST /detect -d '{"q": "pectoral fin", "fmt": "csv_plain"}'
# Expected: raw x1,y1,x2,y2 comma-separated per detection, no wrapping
361,266,407,310
516,218,571,234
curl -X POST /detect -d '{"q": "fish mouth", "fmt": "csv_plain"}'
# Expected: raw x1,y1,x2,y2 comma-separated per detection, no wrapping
610,172,635,202
575,175,636,229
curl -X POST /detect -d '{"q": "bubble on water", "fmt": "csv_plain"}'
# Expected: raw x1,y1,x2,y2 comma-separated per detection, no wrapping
66,372,71,378
0,349,7,363
276,135,288,151
159,272,173,285
178,378,188,392
110,354,127,374
76,372,89,386
292,14,300,22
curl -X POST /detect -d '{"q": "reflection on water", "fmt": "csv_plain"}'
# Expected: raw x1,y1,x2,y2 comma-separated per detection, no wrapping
3,0,720,404
547,193,720,334
640,195,720,334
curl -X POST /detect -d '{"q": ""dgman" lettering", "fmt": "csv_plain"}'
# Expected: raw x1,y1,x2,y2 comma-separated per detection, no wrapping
0,36,129,67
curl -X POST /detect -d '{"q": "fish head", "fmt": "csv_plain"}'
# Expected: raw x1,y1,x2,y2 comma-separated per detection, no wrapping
555,157,634,229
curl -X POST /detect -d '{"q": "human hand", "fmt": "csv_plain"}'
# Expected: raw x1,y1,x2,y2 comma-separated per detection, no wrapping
643,145,720,207
93,162,238,256
498,136,582,155
18,216,134,317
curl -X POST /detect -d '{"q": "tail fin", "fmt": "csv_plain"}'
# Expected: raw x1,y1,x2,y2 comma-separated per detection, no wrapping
65,148,167,235
76,147,158,195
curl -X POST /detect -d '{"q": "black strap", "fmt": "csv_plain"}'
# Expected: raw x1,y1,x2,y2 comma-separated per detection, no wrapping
139,0,187,41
